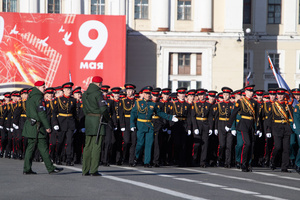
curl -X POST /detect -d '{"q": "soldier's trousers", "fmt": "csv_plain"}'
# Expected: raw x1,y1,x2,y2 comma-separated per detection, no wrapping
101,125,113,164
49,130,58,161
240,130,253,167
23,137,55,173
172,122,187,166
235,131,243,163
73,130,85,163
7,129,13,155
218,128,233,166
135,128,154,165
194,122,209,166
153,129,163,165
13,128,23,156
123,127,137,164
82,135,103,174
56,129,74,162
112,129,122,163
289,132,297,160
0,129,7,153
271,124,291,170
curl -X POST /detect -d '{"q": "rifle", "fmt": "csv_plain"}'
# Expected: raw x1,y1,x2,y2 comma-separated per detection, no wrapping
95,115,108,144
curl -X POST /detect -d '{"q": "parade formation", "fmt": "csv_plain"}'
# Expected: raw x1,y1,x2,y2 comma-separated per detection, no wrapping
1,77,300,176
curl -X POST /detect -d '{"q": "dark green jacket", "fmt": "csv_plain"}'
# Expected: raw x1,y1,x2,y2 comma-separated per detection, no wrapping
22,87,51,138
82,83,109,136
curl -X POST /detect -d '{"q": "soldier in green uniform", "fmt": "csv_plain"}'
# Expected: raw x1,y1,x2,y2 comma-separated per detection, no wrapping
22,81,63,174
130,86,178,168
82,76,109,176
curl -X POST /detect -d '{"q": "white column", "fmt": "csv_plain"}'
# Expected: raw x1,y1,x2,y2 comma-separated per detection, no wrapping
253,0,267,34
119,0,126,15
64,0,72,13
71,0,81,14
127,0,134,29
283,0,297,34
173,53,178,75
199,0,212,32
84,0,89,14
19,0,29,13
224,0,243,32
40,0,46,13
152,0,169,31
170,0,175,31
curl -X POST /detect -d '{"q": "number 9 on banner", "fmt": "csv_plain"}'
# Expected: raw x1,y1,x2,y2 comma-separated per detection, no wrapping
78,20,108,61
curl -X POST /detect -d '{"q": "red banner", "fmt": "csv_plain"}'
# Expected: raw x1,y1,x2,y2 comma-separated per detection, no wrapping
0,12,126,93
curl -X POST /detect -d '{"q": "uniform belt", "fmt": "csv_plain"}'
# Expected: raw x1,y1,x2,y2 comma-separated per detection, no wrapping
87,113,101,117
241,116,253,120
21,114,27,117
196,117,207,121
289,119,293,122
274,120,288,124
125,114,131,118
177,117,186,121
219,117,229,121
58,113,73,117
152,116,160,119
137,118,151,123
5,117,7,120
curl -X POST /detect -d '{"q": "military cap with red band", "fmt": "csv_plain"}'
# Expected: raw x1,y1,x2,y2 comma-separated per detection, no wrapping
3,92,11,98
45,87,55,94
221,87,233,93
207,90,218,97
72,86,82,94
255,90,264,96
276,88,286,94
34,81,45,87
92,76,103,83
176,87,187,94
20,89,28,94
244,84,255,92
142,86,153,94
268,88,277,94
11,91,20,97
101,85,110,92
54,86,63,91
124,83,136,90
120,93,126,98
62,82,74,89
292,88,300,94
196,88,206,95
263,92,270,99
152,88,160,96
134,92,139,98
161,88,171,95
111,87,121,94
187,89,196,96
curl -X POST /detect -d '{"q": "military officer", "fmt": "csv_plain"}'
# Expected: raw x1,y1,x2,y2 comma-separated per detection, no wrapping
130,86,178,167
82,76,109,176
0,92,11,158
22,81,63,174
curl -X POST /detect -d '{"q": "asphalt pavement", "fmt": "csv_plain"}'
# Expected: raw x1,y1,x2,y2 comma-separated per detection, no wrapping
1,158,300,200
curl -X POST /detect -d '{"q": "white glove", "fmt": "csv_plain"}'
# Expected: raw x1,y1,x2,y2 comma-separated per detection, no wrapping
131,127,136,132
266,133,272,138
187,130,191,135
194,129,199,135
6,128,9,131
10,128,13,132
214,129,218,136
114,127,118,131
293,123,296,129
208,130,213,136
13,123,19,130
231,130,236,136
225,126,231,132
167,130,171,135
172,115,178,122
162,128,168,132
81,128,85,133
0,125,3,129
53,125,59,131
256,130,262,138
121,128,125,132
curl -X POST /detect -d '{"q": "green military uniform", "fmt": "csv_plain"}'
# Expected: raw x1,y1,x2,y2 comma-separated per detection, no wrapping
82,82,109,175
130,87,174,166
22,87,55,173
293,103,300,173
232,112,242,167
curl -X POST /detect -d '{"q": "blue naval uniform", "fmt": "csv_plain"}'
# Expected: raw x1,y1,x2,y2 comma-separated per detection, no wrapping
130,98,173,165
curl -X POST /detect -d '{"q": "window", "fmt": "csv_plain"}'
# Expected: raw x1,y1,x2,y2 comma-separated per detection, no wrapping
48,0,60,13
268,83,278,90
196,81,202,89
196,54,202,75
91,0,105,15
178,53,190,74
268,0,281,24
243,0,251,24
178,81,190,90
177,0,191,20
134,0,148,19
268,53,280,70
3,0,17,12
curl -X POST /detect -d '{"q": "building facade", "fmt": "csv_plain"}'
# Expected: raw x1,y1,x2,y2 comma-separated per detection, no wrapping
3,0,299,91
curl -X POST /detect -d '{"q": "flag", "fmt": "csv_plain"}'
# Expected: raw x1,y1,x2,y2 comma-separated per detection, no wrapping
267,54,298,107
245,72,251,86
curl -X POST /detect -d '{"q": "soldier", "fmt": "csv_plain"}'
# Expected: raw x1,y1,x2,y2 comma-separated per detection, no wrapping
266,88,292,172
22,81,63,174
227,85,261,172
119,83,137,166
73,87,85,164
191,89,214,167
101,85,110,100
293,97,300,174
52,82,77,166
0,92,11,158
82,76,109,176
54,86,63,98
12,89,28,160
130,86,178,167
110,87,125,165
214,87,234,168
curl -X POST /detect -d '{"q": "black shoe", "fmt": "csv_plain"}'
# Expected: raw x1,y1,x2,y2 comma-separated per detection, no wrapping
270,163,276,170
241,165,250,172
296,166,300,174
116,161,123,166
103,163,110,167
289,160,295,169
281,169,290,173
56,159,62,165
153,163,160,167
236,162,241,169
66,161,74,166
90,172,102,176
19,154,23,160
200,164,207,168
74,160,81,165
49,167,64,174
6,153,11,159
82,172,90,176
23,170,37,175
144,164,152,168
0,152,3,158
132,158,138,167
